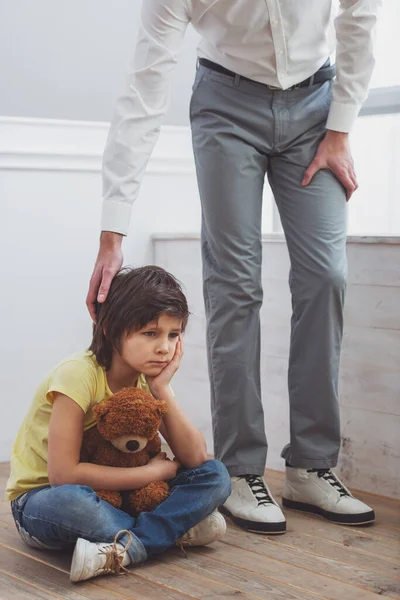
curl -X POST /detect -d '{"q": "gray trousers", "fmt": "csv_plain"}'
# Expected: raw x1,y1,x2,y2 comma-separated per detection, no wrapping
190,64,347,476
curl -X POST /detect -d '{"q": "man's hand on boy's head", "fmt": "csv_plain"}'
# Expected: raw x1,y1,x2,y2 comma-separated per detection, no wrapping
86,232,123,322
146,336,183,399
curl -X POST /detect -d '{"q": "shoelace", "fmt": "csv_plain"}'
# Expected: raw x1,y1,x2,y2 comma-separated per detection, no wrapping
98,529,133,576
307,469,350,498
242,475,274,506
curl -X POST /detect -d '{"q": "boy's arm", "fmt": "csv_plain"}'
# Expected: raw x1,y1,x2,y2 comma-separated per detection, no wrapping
158,388,208,469
147,337,208,468
48,393,179,489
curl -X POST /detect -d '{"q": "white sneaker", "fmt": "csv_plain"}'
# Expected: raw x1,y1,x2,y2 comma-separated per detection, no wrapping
177,510,227,547
283,467,375,525
220,475,286,534
70,531,131,582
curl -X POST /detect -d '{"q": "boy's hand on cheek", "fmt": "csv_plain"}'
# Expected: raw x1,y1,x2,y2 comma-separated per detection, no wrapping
146,337,183,399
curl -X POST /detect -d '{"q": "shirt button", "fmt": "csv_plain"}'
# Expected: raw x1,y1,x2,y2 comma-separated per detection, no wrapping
277,49,283,56
272,19,279,25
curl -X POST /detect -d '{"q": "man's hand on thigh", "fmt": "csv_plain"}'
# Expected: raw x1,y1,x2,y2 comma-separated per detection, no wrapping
302,130,358,201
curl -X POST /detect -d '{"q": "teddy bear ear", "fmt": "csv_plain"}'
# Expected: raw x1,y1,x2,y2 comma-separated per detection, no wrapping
93,402,110,422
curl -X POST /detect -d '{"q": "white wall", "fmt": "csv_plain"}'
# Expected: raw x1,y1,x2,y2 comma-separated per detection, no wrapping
0,118,201,461
0,0,200,125
347,114,400,235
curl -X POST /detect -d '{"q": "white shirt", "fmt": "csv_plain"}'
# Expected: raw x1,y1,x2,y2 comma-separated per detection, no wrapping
102,0,381,235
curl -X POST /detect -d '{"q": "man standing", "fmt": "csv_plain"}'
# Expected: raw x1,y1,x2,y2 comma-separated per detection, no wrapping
87,0,380,534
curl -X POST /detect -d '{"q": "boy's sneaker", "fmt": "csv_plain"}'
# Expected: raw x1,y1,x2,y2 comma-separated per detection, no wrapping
220,475,286,534
70,530,131,582
70,512,226,582
176,509,226,547
282,467,375,525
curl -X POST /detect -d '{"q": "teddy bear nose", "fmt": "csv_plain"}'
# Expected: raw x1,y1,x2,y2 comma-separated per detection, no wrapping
126,440,140,452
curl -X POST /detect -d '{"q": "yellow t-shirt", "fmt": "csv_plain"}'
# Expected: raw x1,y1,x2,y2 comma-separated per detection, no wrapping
6,350,151,501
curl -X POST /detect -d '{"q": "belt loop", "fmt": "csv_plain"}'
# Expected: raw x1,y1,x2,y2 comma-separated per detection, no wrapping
308,73,315,87
234,73,240,87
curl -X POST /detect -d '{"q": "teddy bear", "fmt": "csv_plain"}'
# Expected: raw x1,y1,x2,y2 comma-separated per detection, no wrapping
80,387,170,516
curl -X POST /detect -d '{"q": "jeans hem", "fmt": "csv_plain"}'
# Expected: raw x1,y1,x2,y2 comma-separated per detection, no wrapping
119,531,147,565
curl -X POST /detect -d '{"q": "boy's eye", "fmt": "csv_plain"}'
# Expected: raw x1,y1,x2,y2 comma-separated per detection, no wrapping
143,332,156,337
169,333,179,339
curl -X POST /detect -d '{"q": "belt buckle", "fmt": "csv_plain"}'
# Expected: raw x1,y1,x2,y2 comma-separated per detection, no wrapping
266,84,281,91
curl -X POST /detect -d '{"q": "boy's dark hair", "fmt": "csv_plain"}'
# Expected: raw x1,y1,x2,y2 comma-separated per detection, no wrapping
89,266,189,370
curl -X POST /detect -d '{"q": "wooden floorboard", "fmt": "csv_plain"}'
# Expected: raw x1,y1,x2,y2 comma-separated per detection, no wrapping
1,462,399,599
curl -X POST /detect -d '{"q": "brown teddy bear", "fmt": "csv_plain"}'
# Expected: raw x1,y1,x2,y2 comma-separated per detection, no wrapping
80,387,170,516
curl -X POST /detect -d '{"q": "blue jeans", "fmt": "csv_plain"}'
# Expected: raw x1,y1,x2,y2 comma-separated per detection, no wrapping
11,459,230,565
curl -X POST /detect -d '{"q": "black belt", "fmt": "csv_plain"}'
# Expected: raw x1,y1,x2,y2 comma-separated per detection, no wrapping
198,58,335,91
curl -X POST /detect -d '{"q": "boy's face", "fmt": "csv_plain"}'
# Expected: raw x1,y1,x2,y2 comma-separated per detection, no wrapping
118,314,183,376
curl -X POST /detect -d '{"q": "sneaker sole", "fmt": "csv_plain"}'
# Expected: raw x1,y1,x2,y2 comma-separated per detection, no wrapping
219,505,286,534
282,497,375,525
70,537,89,582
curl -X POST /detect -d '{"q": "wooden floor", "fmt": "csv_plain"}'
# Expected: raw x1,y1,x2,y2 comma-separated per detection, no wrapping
0,463,399,600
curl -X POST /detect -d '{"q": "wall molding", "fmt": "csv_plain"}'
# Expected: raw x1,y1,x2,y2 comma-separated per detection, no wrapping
0,116,196,174
360,86,400,117
152,233,400,244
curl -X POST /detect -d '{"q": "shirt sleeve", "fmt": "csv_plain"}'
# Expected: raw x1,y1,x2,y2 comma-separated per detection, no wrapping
46,361,98,414
326,0,382,133
101,0,191,235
